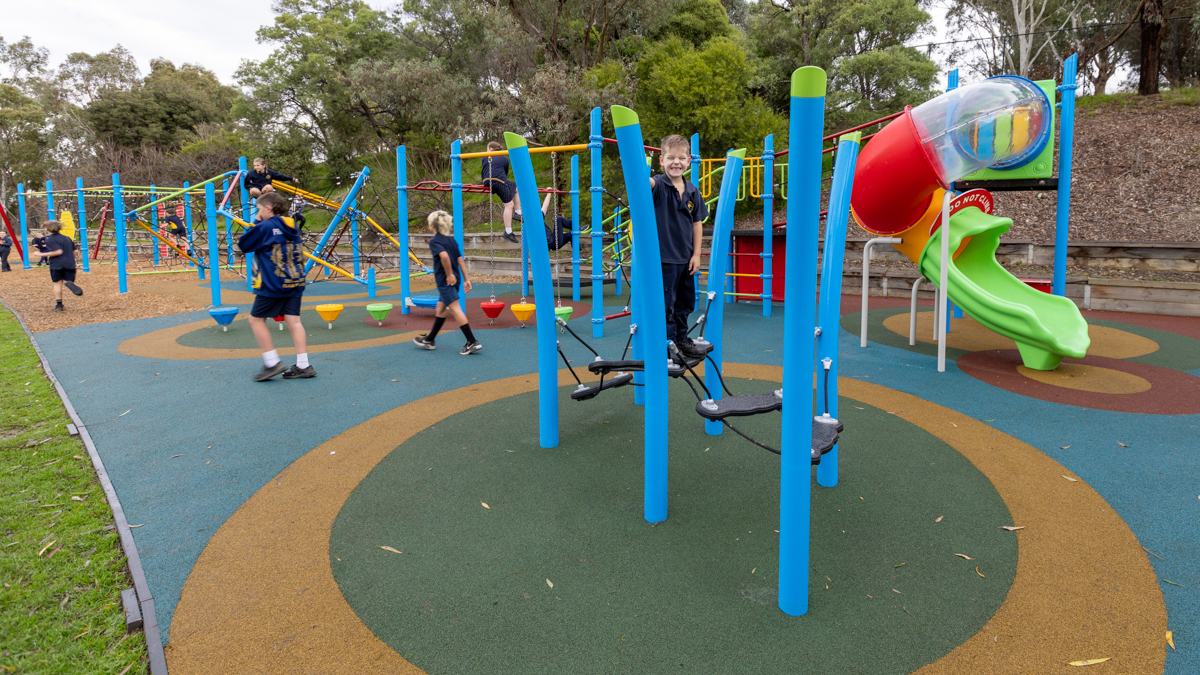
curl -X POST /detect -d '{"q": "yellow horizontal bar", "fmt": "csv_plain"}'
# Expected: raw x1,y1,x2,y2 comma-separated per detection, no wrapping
302,251,359,281
458,144,588,160
726,273,760,277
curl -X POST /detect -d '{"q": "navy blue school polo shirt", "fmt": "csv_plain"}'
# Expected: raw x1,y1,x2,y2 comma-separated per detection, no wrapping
651,174,707,264
429,233,462,288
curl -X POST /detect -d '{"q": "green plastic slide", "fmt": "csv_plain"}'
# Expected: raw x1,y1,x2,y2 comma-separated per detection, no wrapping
918,207,1090,370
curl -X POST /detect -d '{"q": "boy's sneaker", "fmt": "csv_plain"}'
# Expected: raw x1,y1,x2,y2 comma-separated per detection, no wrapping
52,304,64,312
679,339,710,358
459,340,483,355
501,232,518,243
413,335,436,350
64,281,83,296
512,210,523,222
253,362,288,381
282,364,316,379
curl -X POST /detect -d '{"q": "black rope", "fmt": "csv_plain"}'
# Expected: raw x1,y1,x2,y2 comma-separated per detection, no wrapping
704,354,735,397
678,374,780,455
558,346,583,385
823,367,830,417
558,320,600,358
620,329,633,361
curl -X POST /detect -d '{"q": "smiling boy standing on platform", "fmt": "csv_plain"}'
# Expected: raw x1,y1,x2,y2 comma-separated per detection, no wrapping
237,192,314,381
648,135,708,360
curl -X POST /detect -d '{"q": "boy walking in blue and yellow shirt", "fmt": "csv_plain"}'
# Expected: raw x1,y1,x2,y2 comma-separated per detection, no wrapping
237,192,315,381
649,134,708,359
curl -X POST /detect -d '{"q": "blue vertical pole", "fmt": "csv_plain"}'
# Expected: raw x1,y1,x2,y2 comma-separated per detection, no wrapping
113,174,128,294
398,146,411,314
185,182,200,278
205,183,221,306
506,132,559,449
703,149,747,436
1053,54,1078,297
521,211,530,297
76,178,89,273
690,133,702,298
779,67,826,617
613,208,623,297
947,68,959,91
304,170,369,274
223,180,232,266
45,180,55,222
150,185,160,265
612,106,669,523
367,267,376,298
239,158,253,291
17,185,29,269
450,140,466,312
589,108,605,337
571,155,581,301
350,190,360,277
762,135,774,316
816,133,862,489
630,229,642,406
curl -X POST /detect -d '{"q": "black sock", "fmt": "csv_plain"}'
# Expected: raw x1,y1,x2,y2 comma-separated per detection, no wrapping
461,324,476,344
56,300,63,305
428,316,446,339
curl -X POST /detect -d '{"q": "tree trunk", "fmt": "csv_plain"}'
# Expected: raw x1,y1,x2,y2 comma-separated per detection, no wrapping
1091,47,1116,95
1137,0,1163,95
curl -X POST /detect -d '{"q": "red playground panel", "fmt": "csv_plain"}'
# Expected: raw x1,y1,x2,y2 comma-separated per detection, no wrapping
730,231,787,303
1020,278,1053,293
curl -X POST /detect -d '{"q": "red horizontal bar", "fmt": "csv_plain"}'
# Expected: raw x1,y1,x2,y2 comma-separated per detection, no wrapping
605,310,631,320
602,138,661,153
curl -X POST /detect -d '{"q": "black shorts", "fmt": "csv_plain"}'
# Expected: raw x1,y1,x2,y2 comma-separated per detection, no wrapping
251,295,302,318
484,178,516,204
49,268,77,283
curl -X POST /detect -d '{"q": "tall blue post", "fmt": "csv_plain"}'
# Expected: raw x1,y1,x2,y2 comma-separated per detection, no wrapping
613,208,623,297
185,182,200,278
779,67,826,617
612,106,669,524
703,149,747,436
223,180,232,266
589,108,605,337
303,169,369,275
571,155,581,301
113,174,128,294
350,190,361,277
204,182,221,306
367,267,376,298
76,178,89,273
947,68,959,91
398,145,412,314
150,185,160,265
17,184,29,269
45,180,55,222
761,135,774,316
450,140,466,312
1053,54,1078,297
815,133,862,488
505,133,559,449
690,133,702,297
521,211,530,297
628,206,641,406
239,158,253,291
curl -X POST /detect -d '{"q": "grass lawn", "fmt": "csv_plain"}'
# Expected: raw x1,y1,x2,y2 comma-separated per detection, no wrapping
0,306,149,674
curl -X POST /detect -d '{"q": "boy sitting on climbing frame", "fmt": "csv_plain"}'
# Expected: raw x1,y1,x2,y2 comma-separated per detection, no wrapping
28,220,82,311
648,134,708,359
412,211,482,355
481,141,522,243
243,157,299,198
162,203,188,256
237,192,315,381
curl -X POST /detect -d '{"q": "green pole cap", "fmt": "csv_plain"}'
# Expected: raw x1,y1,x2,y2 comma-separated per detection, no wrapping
503,132,527,150
839,131,863,145
610,105,639,129
727,148,747,160
791,67,827,98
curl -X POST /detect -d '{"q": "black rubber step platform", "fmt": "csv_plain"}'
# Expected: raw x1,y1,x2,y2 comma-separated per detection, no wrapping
588,359,689,378
695,391,783,421
811,416,843,456
571,373,634,400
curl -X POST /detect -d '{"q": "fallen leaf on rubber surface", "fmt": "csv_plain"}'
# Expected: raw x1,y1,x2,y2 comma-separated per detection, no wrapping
546,579,554,588
1062,475,1078,482
1060,445,1071,449
894,562,906,568
954,554,973,560
1166,631,1175,650
935,516,943,522
1000,526,1025,531
892,588,902,594
1067,658,1110,666
481,502,490,509
1117,442,1127,447
379,546,402,555
975,567,985,577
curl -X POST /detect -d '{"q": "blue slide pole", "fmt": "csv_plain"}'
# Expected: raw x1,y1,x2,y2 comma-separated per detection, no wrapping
150,185,159,266
815,133,862,489
571,154,581,301
703,148,747,436
505,132,559,449
113,174,128,294
398,146,412,314
303,169,369,275
17,184,29,269
204,183,221,306
761,135,774,316
76,178,89,273
779,66,826,616
612,106,669,524
589,108,605,337
1053,54,1078,297
450,140,466,312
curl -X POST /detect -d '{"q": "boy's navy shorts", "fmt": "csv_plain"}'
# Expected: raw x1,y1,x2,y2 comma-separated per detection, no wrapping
437,284,460,305
485,178,516,204
49,268,76,283
251,295,302,318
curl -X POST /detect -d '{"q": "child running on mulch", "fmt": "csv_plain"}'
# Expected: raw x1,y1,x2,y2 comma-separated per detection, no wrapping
27,220,82,311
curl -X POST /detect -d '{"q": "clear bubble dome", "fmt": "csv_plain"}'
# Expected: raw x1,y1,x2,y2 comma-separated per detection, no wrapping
909,76,1051,185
